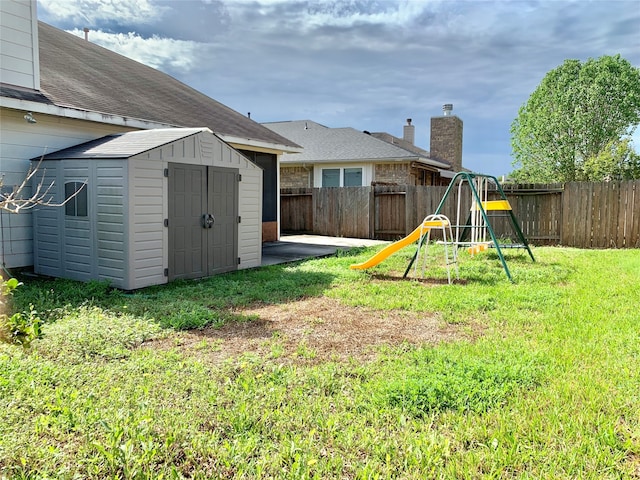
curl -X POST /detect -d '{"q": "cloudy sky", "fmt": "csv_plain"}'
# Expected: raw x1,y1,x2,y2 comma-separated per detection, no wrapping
37,0,640,176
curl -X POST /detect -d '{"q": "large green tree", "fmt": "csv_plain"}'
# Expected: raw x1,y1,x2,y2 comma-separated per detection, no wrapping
583,137,640,181
510,54,640,182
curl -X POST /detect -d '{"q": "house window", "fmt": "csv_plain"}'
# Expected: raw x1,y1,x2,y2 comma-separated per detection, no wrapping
322,169,340,187
321,167,364,187
344,168,362,187
65,182,87,217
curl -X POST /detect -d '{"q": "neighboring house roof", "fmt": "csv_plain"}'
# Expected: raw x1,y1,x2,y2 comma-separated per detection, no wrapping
35,128,211,160
263,120,450,169
370,131,456,177
2,22,299,151
370,132,429,158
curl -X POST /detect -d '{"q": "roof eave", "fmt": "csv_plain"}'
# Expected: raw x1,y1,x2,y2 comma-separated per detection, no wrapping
1,96,175,130
222,134,303,155
414,157,451,169
2,96,304,154
281,156,449,167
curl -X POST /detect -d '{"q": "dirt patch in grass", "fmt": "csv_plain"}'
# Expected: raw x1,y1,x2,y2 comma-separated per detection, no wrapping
147,297,477,365
632,455,640,478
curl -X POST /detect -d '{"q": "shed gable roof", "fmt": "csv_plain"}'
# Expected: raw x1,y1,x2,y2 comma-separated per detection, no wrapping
30,22,298,150
37,128,210,160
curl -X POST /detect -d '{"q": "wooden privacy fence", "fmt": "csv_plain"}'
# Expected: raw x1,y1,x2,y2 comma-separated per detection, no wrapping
281,180,640,248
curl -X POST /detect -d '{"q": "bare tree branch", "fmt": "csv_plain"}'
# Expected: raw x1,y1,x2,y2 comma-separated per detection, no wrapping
0,156,86,214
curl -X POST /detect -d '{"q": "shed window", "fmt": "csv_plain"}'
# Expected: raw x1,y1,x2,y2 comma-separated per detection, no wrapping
321,169,340,187
344,168,363,187
65,182,87,217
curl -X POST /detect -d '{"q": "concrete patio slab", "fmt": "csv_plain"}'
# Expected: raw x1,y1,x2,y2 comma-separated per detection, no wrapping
261,235,387,266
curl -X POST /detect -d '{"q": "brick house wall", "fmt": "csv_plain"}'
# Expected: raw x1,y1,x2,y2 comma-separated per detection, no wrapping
281,166,312,188
374,163,410,184
374,163,444,186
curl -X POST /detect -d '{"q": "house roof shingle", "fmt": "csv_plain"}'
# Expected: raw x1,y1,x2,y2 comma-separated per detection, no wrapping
32,22,299,150
264,120,450,168
370,132,428,157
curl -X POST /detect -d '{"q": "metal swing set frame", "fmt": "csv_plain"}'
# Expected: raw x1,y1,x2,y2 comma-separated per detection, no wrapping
404,172,535,282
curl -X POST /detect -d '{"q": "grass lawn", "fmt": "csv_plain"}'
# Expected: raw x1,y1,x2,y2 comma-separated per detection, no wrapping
1,245,639,479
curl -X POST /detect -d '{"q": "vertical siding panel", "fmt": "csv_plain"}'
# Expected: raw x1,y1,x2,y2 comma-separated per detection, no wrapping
61,161,92,281
236,149,262,269
130,157,166,289
95,160,126,287
33,162,63,276
0,0,39,89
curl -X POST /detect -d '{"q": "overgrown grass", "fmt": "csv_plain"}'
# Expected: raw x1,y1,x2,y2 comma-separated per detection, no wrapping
1,246,639,478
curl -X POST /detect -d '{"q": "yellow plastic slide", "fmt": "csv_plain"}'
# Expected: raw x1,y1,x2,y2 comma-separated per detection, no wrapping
350,219,447,270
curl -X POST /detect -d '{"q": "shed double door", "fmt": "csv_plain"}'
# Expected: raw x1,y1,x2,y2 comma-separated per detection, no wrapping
168,163,239,281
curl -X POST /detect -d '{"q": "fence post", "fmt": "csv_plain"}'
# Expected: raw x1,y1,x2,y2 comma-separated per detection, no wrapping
405,185,415,235
368,186,375,239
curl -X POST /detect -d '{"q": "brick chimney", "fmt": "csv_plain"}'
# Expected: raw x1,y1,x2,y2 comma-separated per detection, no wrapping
430,104,463,171
403,118,415,144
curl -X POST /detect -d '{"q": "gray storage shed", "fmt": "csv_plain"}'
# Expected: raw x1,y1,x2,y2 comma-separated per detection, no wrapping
32,128,263,290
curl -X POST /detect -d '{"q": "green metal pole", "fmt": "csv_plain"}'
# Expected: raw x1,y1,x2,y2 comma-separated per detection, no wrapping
403,172,471,278
490,176,535,262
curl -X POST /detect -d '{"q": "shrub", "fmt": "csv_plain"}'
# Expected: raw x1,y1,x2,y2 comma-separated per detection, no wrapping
0,278,42,347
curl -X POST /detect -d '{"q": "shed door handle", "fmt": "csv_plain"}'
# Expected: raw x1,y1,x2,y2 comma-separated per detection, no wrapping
203,214,215,228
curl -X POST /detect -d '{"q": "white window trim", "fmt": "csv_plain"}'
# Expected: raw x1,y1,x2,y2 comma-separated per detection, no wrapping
313,164,372,187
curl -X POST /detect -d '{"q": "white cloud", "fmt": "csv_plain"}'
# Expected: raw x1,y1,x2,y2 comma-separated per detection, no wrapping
66,29,202,72
40,0,640,175
39,0,165,25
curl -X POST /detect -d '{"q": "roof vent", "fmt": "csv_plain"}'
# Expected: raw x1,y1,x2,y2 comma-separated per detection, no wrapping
83,27,90,41
442,104,453,116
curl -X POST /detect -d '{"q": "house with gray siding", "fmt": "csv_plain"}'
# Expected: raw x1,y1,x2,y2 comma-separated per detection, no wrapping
0,0,300,273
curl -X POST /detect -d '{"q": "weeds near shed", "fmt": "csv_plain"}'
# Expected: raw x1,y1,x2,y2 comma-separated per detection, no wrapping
0,278,42,346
